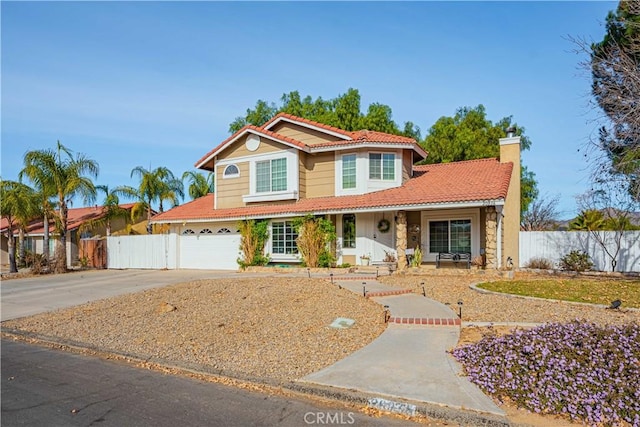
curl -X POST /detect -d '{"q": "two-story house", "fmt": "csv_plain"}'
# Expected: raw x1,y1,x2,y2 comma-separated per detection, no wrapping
151,113,521,270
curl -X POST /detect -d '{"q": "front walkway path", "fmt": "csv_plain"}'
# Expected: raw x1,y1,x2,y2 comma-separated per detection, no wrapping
299,275,505,418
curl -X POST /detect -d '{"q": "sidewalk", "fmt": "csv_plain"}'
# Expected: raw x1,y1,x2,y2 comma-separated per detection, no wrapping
298,275,506,419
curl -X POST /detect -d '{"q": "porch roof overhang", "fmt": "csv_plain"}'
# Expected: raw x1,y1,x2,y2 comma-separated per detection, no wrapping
151,198,505,225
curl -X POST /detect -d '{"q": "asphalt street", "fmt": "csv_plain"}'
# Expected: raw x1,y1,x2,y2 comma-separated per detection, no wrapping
1,339,420,427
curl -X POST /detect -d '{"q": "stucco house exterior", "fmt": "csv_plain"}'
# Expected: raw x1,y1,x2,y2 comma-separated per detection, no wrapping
1,204,137,268
151,113,521,270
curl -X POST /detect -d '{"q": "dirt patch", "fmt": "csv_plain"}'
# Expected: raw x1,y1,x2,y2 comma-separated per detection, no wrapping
2,277,386,383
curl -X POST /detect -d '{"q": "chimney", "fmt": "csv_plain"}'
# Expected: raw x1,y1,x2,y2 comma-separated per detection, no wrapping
499,128,521,270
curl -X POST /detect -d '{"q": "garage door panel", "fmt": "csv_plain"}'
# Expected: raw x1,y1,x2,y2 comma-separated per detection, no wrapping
179,235,240,270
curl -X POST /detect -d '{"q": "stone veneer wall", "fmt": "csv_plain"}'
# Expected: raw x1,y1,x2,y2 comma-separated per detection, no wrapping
396,211,407,270
485,206,497,269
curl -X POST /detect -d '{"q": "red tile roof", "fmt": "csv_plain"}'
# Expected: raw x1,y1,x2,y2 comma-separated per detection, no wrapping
152,159,513,223
1,204,136,234
195,113,426,169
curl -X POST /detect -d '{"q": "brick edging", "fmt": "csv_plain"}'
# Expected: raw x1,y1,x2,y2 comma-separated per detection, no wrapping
365,289,413,298
388,317,461,326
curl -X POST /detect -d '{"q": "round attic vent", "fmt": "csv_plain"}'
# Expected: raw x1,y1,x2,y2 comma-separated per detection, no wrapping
246,134,261,152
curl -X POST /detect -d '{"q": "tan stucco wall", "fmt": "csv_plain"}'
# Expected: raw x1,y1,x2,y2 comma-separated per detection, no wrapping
304,151,335,198
402,150,413,183
217,134,282,161
270,122,340,145
215,161,250,209
500,137,521,268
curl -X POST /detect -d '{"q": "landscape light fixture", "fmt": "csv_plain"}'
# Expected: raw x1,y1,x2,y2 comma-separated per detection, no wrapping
330,273,334,284
608,299,622,310
376,266,379,279
383,305,390,323
421,281,426,297
363,282,367,297
307,267,311,278
457,300,463,319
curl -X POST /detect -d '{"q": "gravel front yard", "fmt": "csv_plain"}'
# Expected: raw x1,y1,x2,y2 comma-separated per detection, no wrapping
2,277,386,383
379,274,640,326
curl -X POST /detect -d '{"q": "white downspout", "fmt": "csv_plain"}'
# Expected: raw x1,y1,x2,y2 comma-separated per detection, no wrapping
496,205,503,269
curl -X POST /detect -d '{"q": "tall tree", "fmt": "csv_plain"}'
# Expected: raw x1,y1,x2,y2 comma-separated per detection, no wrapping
420,105,537,215
21,142,99,273
1,179,41,273
79,185,130,237
577,1,640,200
229,88,420,139
182,171,214,200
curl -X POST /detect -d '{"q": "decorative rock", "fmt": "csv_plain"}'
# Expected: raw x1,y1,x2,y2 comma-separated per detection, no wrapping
157,302,177,313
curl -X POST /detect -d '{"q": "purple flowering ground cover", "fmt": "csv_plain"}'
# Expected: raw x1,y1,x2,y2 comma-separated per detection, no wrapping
453,321,640,426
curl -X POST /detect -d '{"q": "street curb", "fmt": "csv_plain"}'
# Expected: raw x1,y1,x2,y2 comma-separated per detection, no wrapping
1,327,514,427
469,283,640,312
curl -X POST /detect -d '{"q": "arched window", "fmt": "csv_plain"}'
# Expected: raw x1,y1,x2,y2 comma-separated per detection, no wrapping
223,164,239,178
200,228,213,234
182,229,195,235
217,228,231,234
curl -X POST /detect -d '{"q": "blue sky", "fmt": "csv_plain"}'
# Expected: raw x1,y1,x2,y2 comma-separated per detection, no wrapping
1,1,616,219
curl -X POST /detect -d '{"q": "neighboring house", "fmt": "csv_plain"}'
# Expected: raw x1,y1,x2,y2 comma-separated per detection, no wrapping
1,204,137,268
151,113,521,270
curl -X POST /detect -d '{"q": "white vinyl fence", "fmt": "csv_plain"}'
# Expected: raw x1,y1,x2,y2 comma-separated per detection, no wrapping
107,235,177,269
520,231,640,272
107,234,241,270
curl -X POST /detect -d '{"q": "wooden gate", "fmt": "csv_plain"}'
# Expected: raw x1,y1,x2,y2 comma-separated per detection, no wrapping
79,238,107,269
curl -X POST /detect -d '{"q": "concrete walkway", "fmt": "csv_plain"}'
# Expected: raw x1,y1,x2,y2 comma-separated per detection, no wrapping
299,276,505,418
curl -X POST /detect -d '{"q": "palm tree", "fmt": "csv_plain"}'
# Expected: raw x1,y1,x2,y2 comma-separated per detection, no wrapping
19,164,57,266
79,185,130,237
21,141,99,273
114,166,183,233
1,179,40,273
182,170,214,200
568,209,605,231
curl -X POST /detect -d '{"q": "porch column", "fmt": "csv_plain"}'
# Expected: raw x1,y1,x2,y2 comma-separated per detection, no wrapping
485,206,498,269
396,211,408,270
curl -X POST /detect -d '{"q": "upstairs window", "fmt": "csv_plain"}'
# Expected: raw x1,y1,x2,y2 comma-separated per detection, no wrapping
256,158,287,193
342,214,356,248
342,154,356,189
369,153,395,180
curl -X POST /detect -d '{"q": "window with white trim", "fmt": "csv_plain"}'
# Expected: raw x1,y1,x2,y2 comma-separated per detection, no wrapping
217,228,231,234
256,158,287,193
342,214,356,248
428,220,471,253
342,154,356,189
272,221,298,255
182,229,195,234
223,164,239,178
200,228,213,234
369,153,395,180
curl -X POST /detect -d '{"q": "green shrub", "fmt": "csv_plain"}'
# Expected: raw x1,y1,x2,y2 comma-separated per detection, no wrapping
559,250,594,272
525,257,554,270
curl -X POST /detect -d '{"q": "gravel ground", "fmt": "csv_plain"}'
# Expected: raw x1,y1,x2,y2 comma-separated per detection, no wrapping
2,277,385,383
379,274,640,326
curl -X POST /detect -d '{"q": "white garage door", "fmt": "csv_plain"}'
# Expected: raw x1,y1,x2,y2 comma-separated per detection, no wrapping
179,234,241,270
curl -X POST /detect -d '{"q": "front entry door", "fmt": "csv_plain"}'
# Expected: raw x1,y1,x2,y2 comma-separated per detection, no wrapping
372,213,394,262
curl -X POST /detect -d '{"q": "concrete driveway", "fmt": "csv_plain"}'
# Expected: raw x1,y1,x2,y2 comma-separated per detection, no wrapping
1,269,255,321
